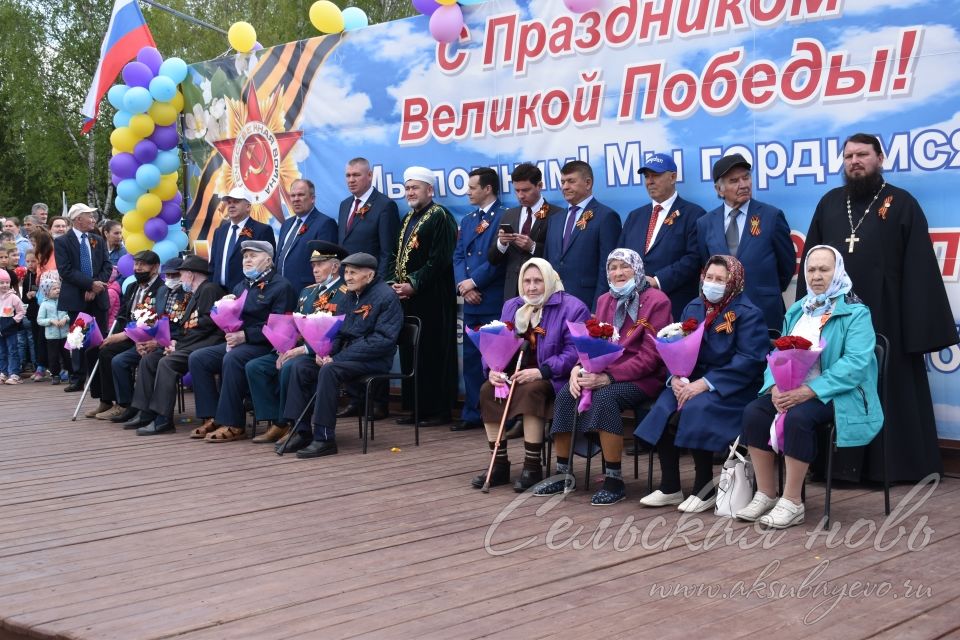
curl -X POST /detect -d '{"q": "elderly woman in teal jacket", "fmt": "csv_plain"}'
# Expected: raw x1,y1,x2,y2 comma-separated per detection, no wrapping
738,245,883,529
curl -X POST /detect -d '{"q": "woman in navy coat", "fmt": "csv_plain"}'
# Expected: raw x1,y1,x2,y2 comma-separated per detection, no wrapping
635,255,769,513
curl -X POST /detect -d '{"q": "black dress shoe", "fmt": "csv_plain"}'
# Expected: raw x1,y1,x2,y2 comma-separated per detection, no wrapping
276,431,313,454
123,412,155,429
136,420,175,435
296,440,339,458
113,406,141,424
336,404,361,418
419,414,452,428
450,420,483,432
513,468,544,493
64,382,84,393
472,463,510,489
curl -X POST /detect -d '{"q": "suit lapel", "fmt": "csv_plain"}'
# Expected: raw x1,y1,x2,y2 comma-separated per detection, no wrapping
343,195,372,242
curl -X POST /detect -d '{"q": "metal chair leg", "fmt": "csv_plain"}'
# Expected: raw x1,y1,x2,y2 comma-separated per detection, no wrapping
824,424,835,529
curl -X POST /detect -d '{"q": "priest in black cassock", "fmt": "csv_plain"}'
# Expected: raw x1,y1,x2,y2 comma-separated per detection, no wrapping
387,166,459,427
799,132,958,483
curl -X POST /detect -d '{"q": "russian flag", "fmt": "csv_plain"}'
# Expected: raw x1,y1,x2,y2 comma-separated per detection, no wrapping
81,0,156,134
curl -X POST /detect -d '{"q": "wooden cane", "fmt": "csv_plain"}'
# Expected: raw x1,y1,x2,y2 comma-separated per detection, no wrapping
480,341,529,493
71,319,118,421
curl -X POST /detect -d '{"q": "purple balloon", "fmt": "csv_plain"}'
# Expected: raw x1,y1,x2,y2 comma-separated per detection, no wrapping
109,153,138,180
150,124,179,151
112,173,122,186
182,372,192,388
429,4,463,43
171,191,183,206
117,253,135,278
144,216,169,242
136,47,164,75
133,139,159,164
413,0,439,15
122,61,154,88
159,200,183,225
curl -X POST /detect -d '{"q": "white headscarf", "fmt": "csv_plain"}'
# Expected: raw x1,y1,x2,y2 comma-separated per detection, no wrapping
514,258,564,334
801,244,853,317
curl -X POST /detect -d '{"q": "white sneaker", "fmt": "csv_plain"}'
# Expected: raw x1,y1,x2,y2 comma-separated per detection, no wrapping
639,490,685,507
735,491,778,522
4,375,21,385
678,494,716,513
759,498,805,529
0,373,6,383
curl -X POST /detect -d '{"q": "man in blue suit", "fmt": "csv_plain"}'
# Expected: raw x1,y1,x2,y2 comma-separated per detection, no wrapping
543,161,621,309
276,179,338,292
697,154,794,330
338,157,400,280
208,187,275,292
452,167,508,431
618,153,707,320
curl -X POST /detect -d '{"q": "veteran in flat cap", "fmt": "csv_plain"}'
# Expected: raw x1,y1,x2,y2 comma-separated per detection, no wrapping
695,153,794,330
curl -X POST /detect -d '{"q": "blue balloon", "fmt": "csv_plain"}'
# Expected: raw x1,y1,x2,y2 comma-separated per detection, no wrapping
342,7,369,30
460,0,487,4
152,239,179,263
168,228,189,251
135,163,162,190
154,149,180,174
113,110,132,128
158,57,188,85
122,275,137,294
122,86,153,114
149,76,177,103
117,179,146,202
114,196,136,214
108,85,129,110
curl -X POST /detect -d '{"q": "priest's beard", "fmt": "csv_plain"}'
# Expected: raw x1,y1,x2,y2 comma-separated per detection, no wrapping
843,170,884,202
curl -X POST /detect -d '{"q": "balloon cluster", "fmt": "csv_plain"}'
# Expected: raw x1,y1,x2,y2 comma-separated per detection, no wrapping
411,0,486,43
309,1,369,34
106,46,190,278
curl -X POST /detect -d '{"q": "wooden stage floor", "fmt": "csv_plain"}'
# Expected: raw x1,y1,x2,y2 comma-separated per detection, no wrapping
1,381,958,640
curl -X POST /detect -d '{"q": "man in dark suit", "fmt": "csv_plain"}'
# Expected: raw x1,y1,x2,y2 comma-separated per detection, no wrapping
275,178,338,292
208,187,275,292
618,153,707,320
697,154,794,330
543,161,622,309
54,203,113,391
488,162,562,300
451,167,508,432
337,157,400,280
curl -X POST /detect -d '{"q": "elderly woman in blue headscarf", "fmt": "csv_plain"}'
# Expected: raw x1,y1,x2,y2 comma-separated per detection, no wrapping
536,249,672,505
738,245,882,529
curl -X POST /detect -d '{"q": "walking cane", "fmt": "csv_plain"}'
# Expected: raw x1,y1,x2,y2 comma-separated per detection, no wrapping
480,341,529,494
276,390,318,456
71,319,118,421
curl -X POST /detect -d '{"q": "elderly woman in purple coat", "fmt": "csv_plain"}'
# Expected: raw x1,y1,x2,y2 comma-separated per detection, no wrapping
471,258,589,493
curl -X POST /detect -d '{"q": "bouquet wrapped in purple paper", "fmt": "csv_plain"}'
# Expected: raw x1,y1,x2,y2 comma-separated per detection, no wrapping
566,319,624,412
210,290,248,350
767,336,825,453
263,313,299,353
65,312,103,351
654,318,705,381
293,311,344,357
466,320,524,400
123,314,171,347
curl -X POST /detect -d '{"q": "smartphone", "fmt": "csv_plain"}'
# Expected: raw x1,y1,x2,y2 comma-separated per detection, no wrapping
499,223,515,234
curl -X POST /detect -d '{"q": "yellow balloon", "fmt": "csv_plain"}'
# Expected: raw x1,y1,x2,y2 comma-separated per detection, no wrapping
150,180,178,201
125,233,153,254
162,172,179,182
170,91,184,112
122,211,147,234
228,21,257,52
128,113,155,139
110,127,137,153
137,193,163,217
148,101,178,127
436,0,457,4
112,147,121,156
310,1,344,33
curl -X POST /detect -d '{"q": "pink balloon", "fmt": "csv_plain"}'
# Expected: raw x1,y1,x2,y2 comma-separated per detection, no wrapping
563,0,601,12
429,4,463,43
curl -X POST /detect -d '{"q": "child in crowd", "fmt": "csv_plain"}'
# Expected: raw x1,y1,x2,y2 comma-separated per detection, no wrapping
18,251,40,377
0,269,25,384
36,280,70,385
107,266,121,329
0,242,19,291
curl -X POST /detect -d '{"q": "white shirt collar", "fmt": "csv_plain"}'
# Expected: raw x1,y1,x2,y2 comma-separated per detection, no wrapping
724,200,750,217
477,198,497,215
570,195,594,211
523,197,545,215
353,186,375,207
228,217,250,230
652,191,680,212
72,227,88,241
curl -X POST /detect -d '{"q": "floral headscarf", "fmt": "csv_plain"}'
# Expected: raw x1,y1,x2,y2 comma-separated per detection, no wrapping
801,244,852,317
606,248,649,331
700,254,746,327
514,258,564,334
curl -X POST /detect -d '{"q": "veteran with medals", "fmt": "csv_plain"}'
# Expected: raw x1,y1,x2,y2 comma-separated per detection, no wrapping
387,166,459,427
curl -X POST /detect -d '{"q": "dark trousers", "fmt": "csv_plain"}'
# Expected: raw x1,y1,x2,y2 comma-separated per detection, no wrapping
88,340,134,404
133,349,191,422
189,342,271,426
45,338,68,377
111,346,142,406
35,328,48,369
742,394,834,464
283,357,386,441
657,414,716,497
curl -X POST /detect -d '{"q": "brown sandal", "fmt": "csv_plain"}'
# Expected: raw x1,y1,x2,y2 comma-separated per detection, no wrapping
190,419,218,439
204,426,246,442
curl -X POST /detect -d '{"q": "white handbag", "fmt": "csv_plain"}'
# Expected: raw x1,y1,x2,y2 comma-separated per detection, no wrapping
715,437,754,518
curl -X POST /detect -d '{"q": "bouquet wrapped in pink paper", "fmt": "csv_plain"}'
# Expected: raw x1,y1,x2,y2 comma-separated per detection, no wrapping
466,320,524,400
210,290,247,350
292,311,344,357
654,318,705,381
65,312,103,351
123,314,172,347
263,313,300,353
767,336,825,453
567,319,624,412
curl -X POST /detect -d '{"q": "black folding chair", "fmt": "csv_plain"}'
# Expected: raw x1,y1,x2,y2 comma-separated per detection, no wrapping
356,316,421,454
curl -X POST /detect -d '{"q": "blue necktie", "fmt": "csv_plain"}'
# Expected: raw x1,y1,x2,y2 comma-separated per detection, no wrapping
278,217,303,275
223,224,238,285
79,233,93,277
562,205,579,252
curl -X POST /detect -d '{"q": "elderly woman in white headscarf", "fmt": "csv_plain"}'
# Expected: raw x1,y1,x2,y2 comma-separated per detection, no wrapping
472,258,589,493
536,248,673,505
738,245,883,529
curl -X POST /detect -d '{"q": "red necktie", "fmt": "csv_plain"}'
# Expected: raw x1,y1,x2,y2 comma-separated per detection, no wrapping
644,204,663,252
347,198,361,230
520,207,532,235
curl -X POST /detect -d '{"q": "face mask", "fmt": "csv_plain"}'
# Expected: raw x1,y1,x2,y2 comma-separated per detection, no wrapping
243,268,262,280
164,277,180,290
702,282,727,304
609,278,636,297
134,271,152,285
181,278,193,293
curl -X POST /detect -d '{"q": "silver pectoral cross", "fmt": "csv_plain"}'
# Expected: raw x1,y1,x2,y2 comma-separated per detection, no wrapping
845,232,860,253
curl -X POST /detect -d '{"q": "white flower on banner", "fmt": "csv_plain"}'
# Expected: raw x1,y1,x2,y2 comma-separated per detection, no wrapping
200,77,213,104
234,52,258,78
184,104,208,141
